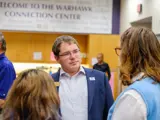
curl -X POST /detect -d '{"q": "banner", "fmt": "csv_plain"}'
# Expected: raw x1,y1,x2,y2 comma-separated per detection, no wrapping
0,0,113,34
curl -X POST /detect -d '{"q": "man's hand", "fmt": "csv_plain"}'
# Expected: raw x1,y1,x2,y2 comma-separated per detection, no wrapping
0,99,5,108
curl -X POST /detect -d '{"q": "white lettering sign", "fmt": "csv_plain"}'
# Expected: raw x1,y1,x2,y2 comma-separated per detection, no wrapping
0,0,113,34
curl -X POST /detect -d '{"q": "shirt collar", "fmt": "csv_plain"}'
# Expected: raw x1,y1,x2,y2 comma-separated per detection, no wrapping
132,72,145,82
0,52,5,59
60,66,85,77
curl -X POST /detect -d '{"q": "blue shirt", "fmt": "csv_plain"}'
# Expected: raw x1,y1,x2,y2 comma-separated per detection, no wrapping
0,53,16,99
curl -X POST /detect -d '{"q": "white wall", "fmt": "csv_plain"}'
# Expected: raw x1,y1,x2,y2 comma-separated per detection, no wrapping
120,0,160,34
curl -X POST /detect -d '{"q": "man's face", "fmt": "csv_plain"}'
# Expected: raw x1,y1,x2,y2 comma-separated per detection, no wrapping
97,54,103,63
56,42,81,74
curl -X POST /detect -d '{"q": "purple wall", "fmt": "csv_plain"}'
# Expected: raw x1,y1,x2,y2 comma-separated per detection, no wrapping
112,0,120,34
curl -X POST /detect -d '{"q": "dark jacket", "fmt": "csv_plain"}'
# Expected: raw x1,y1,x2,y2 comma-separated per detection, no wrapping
52,67,114,120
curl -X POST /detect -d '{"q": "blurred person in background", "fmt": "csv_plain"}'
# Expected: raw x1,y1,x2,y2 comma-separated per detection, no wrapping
0,32,16,113
52,35,113,120
93,53,111,80
3,69,60,120
108,27,160,120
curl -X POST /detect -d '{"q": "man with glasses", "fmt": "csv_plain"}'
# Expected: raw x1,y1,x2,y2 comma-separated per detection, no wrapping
51,35,113,120
0,32,16,114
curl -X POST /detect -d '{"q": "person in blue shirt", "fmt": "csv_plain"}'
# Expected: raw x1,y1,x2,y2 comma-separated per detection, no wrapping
108,27,160,120
0,32,16,110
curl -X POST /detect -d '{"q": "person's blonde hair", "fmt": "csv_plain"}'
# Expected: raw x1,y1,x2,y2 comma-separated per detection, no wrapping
120,27,160,85
3,69,59,120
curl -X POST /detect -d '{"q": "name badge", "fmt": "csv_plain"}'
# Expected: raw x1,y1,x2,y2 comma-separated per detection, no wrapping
89,77,95,81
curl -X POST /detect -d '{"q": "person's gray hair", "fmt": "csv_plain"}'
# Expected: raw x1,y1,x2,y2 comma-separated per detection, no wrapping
52,35,79,56
0,32,6,51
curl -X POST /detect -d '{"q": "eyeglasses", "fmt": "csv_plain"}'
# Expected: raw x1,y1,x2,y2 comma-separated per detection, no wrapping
59,49,80,58
115,47,121,56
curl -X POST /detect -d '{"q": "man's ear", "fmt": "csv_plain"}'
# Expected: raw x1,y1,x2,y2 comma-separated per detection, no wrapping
54,55,59,62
